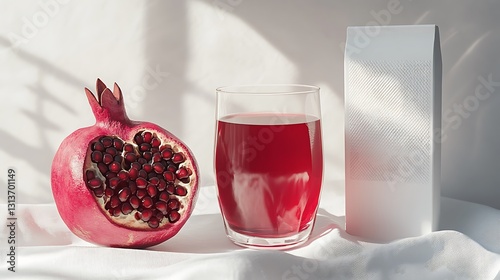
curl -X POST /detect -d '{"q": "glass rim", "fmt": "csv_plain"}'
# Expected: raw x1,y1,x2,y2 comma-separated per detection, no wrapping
216,84,320,95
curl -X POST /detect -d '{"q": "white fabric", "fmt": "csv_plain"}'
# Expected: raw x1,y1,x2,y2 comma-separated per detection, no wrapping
1,183,499,279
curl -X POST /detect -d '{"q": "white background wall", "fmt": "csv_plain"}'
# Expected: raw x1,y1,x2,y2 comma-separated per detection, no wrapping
0,0,499,209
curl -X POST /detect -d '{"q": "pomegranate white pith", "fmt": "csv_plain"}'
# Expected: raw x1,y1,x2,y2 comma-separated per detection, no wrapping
51,79,199,248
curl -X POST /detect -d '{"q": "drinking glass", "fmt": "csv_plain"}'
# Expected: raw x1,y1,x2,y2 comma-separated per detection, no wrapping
214,85,323,249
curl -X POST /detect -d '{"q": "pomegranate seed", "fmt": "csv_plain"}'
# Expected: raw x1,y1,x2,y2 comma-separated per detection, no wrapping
103,153,114,165
110,196,120,208
158,179,167,191
154,210,164,221
94,187,104,197
141,209,153,222
138,170,148,179
91,151,103,163
130,162,141,170
136,189,147,199
143,152,153,161
147,184,158,197
167,164,177,172
152,162,165,174
148,216,159,228
129,196,140,209
111,207,121,217
148,172,158,180
114,155,123,162
161,148,173,160
138,158,147,165
136,178,147,188
124,143,135,153
142,163,153,173
92,141,105,152
129,181,137,194
106,147,118,156
109,161,121,173
149,177,160,186
121,202,133,215
166,184,175,195
167,199,180,210
158,191,169,202
117,170,129,181
152,153,162,163
143,132,153,143
175,186,187,196
134,212,141,220
105,188,114,197
151,147,160,154
129,168,139,180
142,196,153,208
168,211,180,223
140,143,151,152
118,181,128,189
105,172,117,180
108,177,120,189
176,167,190,179
104,201,111,210
180,177,190,184
113,138,124,150
88,178,102,189
172,153,185,164
118,187,131,202
155,201,168,215
98,163,108,174
163,171,175,182
152,138,161,148
134,133,143,145
86,170,96,180
124,152,137,162
100,136,113,147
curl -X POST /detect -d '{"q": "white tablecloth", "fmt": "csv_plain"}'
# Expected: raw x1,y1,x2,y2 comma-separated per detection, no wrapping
1,182,499,279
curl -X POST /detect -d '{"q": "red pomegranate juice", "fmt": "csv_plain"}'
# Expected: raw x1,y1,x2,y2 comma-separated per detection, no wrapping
215,113,323,238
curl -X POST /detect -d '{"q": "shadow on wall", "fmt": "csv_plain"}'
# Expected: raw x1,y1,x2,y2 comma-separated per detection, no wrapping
0,36,85,203
142,1,189,137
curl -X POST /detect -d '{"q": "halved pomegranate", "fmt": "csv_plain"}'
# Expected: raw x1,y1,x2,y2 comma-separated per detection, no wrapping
51,79,199,248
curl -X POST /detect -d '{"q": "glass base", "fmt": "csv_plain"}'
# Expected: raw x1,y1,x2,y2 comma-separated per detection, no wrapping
223,220,314,250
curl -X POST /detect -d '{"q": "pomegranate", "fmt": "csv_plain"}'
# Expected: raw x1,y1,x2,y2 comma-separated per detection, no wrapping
51,79,199,248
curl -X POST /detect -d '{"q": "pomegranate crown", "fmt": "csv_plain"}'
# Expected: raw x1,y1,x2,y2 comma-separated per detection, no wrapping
85,79,130,124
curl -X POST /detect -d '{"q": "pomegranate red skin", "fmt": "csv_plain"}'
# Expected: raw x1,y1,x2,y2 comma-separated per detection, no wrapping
51,80,199,248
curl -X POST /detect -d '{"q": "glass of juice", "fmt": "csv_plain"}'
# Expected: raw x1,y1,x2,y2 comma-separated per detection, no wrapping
214,85,323,249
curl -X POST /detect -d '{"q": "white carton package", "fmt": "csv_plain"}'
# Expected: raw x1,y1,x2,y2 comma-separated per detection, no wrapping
344,25,442,242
